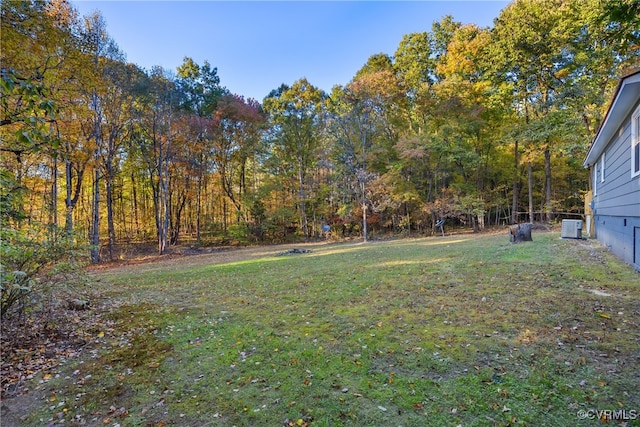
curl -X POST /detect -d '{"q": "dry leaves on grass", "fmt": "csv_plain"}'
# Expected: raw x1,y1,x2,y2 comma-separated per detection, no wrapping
284,416,313,426
0,298,120,398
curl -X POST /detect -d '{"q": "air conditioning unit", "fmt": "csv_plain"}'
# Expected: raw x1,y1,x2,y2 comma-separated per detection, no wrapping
561,219,583,239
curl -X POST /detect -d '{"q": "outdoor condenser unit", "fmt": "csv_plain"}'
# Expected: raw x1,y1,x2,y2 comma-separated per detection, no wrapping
561,219,583,239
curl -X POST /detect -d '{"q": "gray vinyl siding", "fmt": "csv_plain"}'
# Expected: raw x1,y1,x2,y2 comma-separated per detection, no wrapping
593,105,640,218
592,99,640,270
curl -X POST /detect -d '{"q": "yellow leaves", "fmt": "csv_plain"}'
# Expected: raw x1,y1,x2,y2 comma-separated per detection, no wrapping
387,372,395,384
516,328,538,344
555,67,570,80
284,417,312,427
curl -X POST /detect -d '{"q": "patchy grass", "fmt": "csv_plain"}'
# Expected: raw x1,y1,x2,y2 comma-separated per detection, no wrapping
9,232,640,426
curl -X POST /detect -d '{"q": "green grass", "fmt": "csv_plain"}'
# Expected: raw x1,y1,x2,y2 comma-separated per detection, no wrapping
23,233,640,426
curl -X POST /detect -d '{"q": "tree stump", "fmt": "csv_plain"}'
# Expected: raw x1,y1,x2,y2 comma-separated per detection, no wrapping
509,223,533,243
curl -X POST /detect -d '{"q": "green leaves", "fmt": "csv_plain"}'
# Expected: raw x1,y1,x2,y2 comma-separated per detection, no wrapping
1,68,58,153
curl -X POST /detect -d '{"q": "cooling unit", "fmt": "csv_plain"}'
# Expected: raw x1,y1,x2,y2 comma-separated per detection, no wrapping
561,219,583,239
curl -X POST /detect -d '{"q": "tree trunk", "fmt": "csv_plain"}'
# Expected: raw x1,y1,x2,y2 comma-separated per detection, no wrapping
65,159,74,234
157,90,172,255
544,146,553,223
298,166,308,240
50,155,58,232
64,145,85,236
106,154,115,261
361,180,368,242
511,140,519,224
527,161,534,224
223,198,228,234
196,174,202,244
159,159,169,254
131,172,140,238
170,190,187,245
90,168,100,263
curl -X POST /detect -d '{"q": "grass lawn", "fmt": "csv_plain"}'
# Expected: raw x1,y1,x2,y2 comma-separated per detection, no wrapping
12,232,640,426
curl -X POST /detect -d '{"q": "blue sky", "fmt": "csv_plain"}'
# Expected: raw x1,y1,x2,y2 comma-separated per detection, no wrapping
72,1,510,102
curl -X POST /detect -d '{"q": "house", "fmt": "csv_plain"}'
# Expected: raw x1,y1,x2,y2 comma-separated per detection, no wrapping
583,69,640,271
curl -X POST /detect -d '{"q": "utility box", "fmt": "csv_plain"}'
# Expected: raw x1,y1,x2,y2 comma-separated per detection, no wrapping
561,219,583,239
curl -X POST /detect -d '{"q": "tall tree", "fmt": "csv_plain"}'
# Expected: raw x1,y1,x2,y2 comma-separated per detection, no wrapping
77,10,124,261
100,61,146,258
211,94,265,225
134,67,179,254
328,61,403,240
492,0,576,222
263,79,326,239
1,0,61,193
492,0,639,223
175,57,225,242
432,23,505,230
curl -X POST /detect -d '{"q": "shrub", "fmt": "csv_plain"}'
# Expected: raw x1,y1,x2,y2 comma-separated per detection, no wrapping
0,225,88,322
226,224,249,241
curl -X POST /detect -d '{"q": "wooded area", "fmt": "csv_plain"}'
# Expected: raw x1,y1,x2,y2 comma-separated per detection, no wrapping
1,0,639,290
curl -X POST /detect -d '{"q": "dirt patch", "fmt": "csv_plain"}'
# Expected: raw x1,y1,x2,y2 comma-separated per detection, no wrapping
1,388,46,426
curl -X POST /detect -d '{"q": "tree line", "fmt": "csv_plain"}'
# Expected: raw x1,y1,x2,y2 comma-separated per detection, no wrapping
2,0,639,269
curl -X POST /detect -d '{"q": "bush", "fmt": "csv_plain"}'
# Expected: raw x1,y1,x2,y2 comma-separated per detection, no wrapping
226,224,249,242
0,225,89,322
